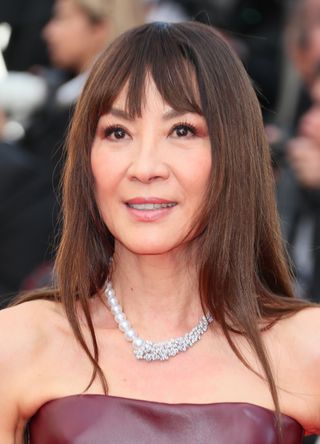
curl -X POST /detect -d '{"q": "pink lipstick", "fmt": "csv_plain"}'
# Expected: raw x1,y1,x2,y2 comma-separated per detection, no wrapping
125,197,177,222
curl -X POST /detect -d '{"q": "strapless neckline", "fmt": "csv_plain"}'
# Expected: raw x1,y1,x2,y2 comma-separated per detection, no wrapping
33,393,303,428
29,394,305,444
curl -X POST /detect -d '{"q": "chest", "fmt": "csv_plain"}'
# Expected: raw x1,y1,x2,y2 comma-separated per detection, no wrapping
28,396,304,444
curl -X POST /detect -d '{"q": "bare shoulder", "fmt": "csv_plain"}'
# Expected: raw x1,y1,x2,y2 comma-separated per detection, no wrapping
0,300,64,442
269,307,320,432
0,299,63,350
280,306,320,347
273,307,320,366
287,305,320,325
0,299,65,384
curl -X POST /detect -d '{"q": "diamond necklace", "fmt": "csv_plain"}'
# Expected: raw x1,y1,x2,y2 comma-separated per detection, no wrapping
104,280,213,362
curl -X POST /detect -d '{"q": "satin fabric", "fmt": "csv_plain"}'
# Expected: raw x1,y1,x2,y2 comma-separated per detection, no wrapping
29,394,304,444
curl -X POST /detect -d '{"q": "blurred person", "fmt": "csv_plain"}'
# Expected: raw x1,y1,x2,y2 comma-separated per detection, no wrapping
284,76,320,444
268,0,320,155
43,0,145,74
298,76,320,144
286,73,320,186
287,0,320,87
289,82,320,188
0,21,319,443
275,1,320,308
288,137,320,188
283,76,320,306
0,0,145,305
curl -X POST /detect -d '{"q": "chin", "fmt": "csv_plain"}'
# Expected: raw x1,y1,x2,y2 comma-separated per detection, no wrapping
118,236,182,256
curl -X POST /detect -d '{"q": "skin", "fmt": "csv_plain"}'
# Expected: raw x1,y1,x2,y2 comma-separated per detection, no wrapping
42,0,111,73
288,136,320,188
288,79,320,188
0,81,319,443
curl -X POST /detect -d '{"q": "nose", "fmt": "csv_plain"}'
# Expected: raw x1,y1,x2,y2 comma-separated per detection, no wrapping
127,141,170,183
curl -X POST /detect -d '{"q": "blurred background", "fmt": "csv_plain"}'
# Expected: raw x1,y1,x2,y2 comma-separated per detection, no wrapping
0,3,319,440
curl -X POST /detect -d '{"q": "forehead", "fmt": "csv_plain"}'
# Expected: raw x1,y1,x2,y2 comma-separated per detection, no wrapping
107,71,202,119
112,77,172,112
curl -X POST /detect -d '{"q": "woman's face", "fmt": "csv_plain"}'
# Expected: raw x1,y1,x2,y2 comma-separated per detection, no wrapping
91,79,212,255
43,0,107,72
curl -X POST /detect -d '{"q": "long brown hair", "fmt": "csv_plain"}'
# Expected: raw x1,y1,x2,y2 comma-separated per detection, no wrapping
15,22,313,416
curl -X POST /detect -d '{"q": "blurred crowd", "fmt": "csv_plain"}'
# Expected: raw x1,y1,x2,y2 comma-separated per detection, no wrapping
0,0,319,442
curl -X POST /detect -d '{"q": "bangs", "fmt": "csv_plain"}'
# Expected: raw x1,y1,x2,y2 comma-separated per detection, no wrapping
95,22,203,118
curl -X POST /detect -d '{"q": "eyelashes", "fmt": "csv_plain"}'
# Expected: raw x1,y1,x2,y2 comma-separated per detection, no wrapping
102,122,199,140
104,125,127,140
173,122,198,137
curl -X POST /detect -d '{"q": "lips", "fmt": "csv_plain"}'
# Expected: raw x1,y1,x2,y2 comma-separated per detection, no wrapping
125,197,177,221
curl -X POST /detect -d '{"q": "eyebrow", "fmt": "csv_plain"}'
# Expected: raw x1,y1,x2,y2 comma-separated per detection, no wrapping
108,107,200,121
162,109,194,120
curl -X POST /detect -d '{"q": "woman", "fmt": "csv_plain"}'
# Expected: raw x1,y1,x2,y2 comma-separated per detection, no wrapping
0,22,319,443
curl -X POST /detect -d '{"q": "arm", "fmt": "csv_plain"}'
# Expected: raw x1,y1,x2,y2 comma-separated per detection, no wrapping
0,303,44,443
0,309,23,442
294,307,320,435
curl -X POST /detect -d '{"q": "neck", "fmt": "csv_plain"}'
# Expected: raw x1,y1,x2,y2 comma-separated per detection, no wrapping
109,243,204,340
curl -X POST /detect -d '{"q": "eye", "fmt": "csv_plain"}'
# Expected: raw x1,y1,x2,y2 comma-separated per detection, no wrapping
104,125,128,140
172,123,197,138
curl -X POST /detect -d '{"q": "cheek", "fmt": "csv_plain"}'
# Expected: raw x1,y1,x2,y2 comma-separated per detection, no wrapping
312,110,320,122
91,151,125,209
92,170,112,208
56,21,89,54
73,18,96,43
183,151,212,197
91,153,108,206
91,169,117,235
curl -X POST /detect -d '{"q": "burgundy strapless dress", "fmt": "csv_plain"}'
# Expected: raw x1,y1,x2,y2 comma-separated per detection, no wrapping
28,394,304,444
